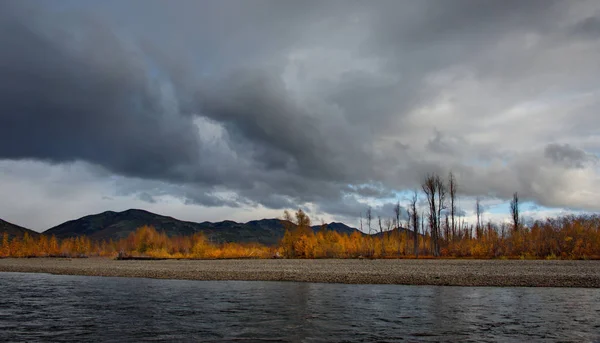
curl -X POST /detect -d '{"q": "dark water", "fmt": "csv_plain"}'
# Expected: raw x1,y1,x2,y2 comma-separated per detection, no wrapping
1,273,599,342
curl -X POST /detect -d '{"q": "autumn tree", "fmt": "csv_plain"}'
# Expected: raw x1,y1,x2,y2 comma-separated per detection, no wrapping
38,235,49,257
22,232,33,257
2,213,599,260
281,210,297,257
49,235,59,256
281,209,315,258
1,232,9,257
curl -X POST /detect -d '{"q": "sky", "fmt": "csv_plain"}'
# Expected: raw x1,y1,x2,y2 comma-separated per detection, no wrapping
1,0,600,232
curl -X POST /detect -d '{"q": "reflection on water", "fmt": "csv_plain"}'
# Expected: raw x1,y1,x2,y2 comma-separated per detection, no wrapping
1,272,599,342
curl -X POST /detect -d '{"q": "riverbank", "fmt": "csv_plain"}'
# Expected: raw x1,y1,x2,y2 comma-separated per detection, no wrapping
1,258,599,287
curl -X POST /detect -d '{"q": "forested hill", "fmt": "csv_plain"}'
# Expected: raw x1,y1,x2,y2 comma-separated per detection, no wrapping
0,219,40,239
42,209,361,246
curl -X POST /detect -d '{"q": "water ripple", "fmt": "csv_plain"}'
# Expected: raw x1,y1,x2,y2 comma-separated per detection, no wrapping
0,272,599,342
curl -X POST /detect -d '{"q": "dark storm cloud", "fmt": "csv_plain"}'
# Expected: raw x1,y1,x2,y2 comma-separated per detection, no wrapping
1,0,600,219
0,3,201,181
196,71,342,180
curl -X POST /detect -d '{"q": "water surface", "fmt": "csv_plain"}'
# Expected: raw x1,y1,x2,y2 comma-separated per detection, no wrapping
1,272,599,342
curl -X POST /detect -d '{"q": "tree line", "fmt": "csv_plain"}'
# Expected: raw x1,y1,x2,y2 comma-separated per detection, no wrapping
279,209,599,259
1,171,599,259
415,172,527,258
1,213,598,260
0,227,271,259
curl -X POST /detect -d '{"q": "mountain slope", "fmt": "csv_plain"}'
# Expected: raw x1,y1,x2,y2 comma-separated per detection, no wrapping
45,209,202,241
316,222,359,235
372,226,417,237
0,218,40,239
43,209,362,245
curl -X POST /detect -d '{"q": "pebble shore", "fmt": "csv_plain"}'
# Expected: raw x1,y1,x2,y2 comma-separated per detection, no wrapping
1,258,599,287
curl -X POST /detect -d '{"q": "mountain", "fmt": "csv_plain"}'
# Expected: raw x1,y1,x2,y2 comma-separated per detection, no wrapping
45,209,201,242
316,222,358,235
0,218,40,239
372,226,417,237
43,209,362,246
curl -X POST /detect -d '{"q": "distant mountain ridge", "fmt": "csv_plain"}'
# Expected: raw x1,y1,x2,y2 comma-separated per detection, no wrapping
0,218,40,239
41,209,361,246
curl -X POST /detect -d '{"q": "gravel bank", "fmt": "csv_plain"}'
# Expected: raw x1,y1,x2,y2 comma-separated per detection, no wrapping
1,258,599,287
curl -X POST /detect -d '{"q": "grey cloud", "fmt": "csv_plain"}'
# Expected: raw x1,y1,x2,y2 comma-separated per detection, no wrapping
455,209,468,217
366,0,562,73
1,0,600,220
570,16,600,40
114,178,247,208
345,184,396,199
378,202,409,221
426,130,467,156
544,143,597,168
197,71,340,180
318,197,407,228
317,196,370,220
138,192,157,204
0,4,201,182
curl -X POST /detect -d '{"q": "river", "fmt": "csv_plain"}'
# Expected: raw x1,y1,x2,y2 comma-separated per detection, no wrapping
1,272,599,342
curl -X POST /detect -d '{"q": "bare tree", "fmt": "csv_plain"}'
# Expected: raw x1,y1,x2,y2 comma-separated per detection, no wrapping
448,171,457,242
409,191,419,258
394,201,401,255
385,218,393,231
476,197,482,239
444,213,449,243
359,212,363,233
366,206,373,256
378,215,385,256
394,201,401,230
436,176,446,253
422,173,446,256
420,210,425,253
422,175,436,255
366,206,373,234
486,220,494,246
510,192,520,231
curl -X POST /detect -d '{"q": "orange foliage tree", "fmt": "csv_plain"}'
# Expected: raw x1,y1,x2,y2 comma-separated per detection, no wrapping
1,214,599,260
